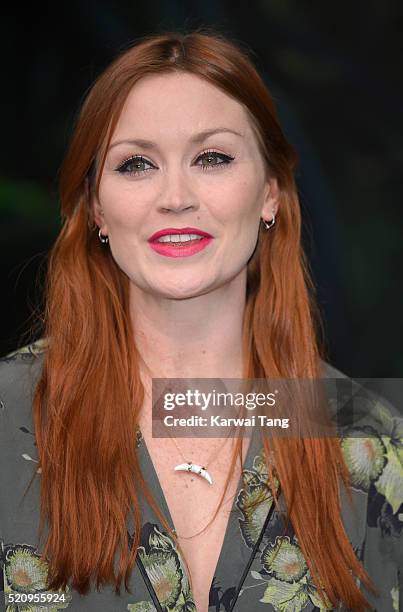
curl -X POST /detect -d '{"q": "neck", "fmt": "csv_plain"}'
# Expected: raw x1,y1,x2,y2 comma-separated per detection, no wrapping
130,268,247,380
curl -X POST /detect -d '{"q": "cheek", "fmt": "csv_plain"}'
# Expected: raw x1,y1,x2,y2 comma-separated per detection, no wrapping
228,185,262,255
99,180,148,226
226,181,262,227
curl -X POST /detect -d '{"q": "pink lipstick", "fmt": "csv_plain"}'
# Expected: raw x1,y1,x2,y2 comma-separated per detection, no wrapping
148,227,213,258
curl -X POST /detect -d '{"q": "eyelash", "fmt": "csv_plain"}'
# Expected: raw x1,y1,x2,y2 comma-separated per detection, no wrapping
115,149,235,176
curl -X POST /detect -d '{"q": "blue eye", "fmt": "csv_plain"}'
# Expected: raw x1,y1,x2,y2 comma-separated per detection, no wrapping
115,149,234,176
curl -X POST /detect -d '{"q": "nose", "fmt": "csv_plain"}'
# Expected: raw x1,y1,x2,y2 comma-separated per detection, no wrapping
159,203,196,214
157,170,200,215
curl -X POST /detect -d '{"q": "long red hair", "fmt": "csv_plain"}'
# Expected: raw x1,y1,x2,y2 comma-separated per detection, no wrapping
27,27,376,609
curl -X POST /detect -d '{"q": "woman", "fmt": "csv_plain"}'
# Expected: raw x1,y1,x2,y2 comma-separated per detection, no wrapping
0,29,401,612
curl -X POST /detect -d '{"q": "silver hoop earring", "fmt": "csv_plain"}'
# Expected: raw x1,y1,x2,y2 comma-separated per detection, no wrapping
262,211,276,230
98,228,109,244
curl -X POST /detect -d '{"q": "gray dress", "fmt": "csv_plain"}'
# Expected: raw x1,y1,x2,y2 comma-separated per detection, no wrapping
0,340,402,611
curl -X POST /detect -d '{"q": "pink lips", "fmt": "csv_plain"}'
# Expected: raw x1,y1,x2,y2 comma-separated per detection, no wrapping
148,227,213,258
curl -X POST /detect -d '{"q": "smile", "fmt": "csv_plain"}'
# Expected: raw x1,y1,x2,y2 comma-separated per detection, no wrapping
149,236,213,258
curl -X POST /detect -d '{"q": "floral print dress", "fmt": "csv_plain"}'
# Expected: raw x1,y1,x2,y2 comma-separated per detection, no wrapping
0,340,402,611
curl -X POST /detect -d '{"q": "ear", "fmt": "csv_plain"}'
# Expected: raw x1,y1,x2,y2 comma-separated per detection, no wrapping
88,179,108,234
260,176,280,223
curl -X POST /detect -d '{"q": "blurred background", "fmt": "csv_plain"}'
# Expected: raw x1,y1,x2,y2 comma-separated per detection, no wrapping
1,1,402,377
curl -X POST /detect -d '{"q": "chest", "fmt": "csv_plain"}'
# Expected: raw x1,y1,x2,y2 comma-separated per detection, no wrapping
141,432,248,611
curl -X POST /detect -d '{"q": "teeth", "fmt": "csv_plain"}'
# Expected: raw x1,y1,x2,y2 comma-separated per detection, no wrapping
157,233,203,243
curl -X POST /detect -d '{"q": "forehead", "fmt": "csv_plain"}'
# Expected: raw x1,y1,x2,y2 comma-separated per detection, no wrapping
111,71,253,142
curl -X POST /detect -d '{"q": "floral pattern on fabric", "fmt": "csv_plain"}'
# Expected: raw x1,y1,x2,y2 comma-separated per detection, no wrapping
127,602,158,611
2,339,48,362
135,426,144,449
1,341,402,610
234,449,334,612
255,535,332,610
340,395,403,534
234,394,403,611
128,523,196,612
236,447,277,549
1,542,73,611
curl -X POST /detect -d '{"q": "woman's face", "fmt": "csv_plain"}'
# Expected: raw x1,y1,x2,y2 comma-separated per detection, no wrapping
93,71,278,299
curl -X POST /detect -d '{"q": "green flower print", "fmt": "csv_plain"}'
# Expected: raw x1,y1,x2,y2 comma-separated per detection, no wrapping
341,427,387,491
3,543,72,611
255,536,332,611
251,447,270,480
135,426,143,449
340,398,403,513
136,524,195,611
5,544,48,592
127,602,158,611
259,575,332,611
5,339,48,359
175,578,196,612
138,549,182,608
237,448,278,548
373,419,403,514
391,585,399,612
250,446,278,485
375,436,403,514
261,536,308,583
237,485,274,548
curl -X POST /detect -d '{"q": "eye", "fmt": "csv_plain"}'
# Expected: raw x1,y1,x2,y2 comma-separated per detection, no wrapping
114,149,235,177
115,155,155,176
195,149,235,171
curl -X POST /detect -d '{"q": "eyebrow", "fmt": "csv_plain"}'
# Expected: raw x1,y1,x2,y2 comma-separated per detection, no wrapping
108,127,244,151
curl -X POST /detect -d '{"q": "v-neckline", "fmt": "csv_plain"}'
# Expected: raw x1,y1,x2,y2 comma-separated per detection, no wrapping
136,421,263,607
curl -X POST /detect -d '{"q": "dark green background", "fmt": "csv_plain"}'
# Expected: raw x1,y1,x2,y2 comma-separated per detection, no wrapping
1,1,402,376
